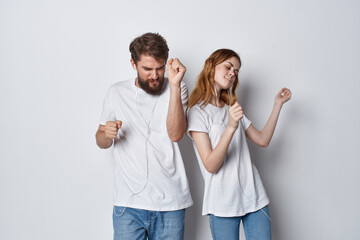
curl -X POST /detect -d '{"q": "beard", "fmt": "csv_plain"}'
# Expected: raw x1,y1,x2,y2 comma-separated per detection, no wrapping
137,74,165,95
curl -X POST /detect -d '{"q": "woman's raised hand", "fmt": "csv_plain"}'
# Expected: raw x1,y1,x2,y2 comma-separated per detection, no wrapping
227,102,244,131
275,88,292,105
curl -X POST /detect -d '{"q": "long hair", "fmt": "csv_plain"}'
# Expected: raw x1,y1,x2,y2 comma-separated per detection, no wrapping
188,49,241,109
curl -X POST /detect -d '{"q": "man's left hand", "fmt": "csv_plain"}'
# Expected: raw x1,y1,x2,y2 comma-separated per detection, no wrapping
167,58,186,87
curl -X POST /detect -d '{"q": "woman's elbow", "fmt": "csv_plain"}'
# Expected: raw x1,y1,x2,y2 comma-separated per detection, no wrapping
258,141,269,148
255,135,270,148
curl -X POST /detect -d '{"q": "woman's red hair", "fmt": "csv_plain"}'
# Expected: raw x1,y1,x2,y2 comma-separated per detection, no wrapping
188,49,241,109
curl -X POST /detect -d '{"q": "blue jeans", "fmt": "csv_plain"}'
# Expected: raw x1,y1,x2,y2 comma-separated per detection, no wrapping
209,206,271,240
113,206,185,240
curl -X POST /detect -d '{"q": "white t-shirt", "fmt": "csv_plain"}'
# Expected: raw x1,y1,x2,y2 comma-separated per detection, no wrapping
187,103,269,217
99,78,193,211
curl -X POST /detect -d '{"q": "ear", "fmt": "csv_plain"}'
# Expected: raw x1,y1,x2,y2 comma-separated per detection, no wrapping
130,59,136,70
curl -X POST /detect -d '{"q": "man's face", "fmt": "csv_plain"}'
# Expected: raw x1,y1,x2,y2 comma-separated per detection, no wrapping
132,55,166,95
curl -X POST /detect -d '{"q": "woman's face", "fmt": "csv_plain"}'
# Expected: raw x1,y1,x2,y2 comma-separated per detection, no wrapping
214,56,240,91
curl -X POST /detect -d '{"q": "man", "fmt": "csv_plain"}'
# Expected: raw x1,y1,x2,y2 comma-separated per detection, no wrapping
95,32,193,240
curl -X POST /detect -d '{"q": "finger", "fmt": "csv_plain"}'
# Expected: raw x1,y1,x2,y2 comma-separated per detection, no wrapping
167,58,173,66
285,89,292,97
173,58,183,67
172,58,180,69
233,102,242,110
106,127,118,134
279,88,286,96
167,59,174,70
115,120,122,129
230,109,243,118
106,125,118,132
172,58,179,64
105,132,117,139
282,89,291,98
106,121,117,127
280,87,292,97
229,102,239,111
231,114,243,122
173,58,187,71
231,105,242,113
107,127,119,135
233,111,243,119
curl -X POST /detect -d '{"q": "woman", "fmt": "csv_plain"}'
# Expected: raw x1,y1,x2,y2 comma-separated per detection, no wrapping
187,49,291,240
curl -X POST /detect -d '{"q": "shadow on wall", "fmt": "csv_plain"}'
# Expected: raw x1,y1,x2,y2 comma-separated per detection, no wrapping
238,78,300,240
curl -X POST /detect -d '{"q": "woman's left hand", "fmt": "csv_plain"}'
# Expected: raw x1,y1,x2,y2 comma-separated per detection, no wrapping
275,88,292,105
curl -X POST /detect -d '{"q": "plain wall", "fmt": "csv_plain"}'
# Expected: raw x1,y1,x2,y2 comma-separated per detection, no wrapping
1,0,359,239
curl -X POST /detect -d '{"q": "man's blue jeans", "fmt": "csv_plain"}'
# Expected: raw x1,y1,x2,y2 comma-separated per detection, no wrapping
209,206,271,240
113,206,185,240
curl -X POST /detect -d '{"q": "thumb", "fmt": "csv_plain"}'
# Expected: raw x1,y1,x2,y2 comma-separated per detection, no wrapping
230,101,239,109
167,58,173,68
115,120,122,129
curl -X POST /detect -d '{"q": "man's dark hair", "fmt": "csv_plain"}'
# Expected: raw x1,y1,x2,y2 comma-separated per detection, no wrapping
129,32,169,64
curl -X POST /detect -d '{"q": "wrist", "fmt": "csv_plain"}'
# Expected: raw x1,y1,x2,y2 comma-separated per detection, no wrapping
225,125,237,133
274,100,283,109
169,83,181,94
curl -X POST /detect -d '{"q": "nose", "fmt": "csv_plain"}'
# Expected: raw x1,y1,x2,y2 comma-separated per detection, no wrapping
229,68,235,77
151,70,158,79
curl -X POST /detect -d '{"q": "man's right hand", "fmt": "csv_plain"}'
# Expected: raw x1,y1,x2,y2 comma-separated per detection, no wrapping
105,120,122,139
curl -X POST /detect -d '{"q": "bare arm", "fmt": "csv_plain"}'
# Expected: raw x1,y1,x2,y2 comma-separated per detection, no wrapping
246,88,292,147
166,58,187,142
95,120,122,149
190,102,243,173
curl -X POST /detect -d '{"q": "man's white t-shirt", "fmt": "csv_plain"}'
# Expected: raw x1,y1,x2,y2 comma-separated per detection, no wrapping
99,78,193,211
187,103,269,217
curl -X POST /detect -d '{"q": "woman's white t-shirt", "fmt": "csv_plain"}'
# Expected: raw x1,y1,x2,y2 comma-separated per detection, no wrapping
187,103,269,217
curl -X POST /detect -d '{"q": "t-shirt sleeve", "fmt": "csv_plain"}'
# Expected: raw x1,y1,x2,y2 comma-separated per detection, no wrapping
240,114,252,130
186,106,208,139
180,81,189,112
99,88,116,126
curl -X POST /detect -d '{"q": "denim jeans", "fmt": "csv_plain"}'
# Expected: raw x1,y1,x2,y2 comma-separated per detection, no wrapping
113,206,185,240
209,206,271,240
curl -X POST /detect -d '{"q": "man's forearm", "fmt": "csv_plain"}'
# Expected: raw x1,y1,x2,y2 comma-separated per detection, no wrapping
166,85,187,142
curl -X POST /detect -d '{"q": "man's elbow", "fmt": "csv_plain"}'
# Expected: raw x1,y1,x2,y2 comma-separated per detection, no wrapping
205,165,219,174
169,132,184,142
168,126,187,142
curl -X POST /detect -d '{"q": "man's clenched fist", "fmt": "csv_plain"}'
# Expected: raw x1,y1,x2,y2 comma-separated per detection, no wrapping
105,120,122,139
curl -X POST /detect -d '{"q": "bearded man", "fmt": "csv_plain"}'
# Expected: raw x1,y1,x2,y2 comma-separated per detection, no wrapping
96,32,193,240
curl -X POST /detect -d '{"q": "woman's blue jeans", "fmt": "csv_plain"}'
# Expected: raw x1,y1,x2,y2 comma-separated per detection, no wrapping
209,206,271,240
113,206,185,240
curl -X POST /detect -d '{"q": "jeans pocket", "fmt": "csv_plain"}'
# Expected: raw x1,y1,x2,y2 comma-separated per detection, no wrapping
113,206,126,217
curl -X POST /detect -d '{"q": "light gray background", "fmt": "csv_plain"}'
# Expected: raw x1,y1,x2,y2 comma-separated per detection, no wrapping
1,0,359,239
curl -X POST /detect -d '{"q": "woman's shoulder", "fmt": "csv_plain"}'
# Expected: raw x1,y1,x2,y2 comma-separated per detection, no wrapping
188,102,214,121
188,103,204,115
